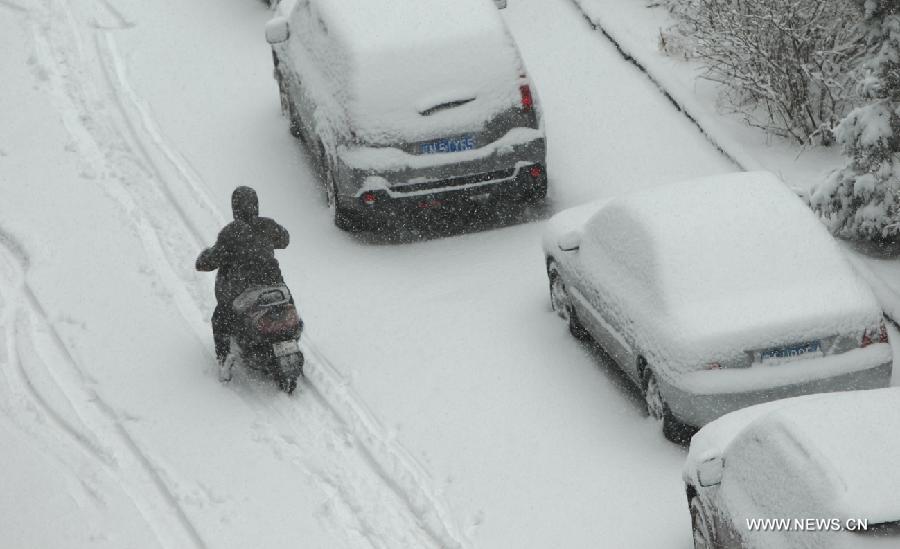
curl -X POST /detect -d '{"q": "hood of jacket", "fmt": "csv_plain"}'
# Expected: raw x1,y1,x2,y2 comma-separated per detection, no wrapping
231,186,259,223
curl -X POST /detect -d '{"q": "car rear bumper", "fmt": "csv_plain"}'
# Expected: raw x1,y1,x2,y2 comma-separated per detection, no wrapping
334,128,546,216
660,344,893,427
338,162,546,217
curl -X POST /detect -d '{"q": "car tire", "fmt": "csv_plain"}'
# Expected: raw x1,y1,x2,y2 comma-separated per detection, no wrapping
279,77,303,140
287,98,302,139
690,497,716,549
568,306,590,341
643,369,693,443
277,375,298,395
333,200,364,233
548,264,590,341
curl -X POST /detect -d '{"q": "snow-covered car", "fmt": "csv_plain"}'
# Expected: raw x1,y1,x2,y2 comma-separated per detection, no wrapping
541,171,892,441
265,0,546,230
683,388,900,549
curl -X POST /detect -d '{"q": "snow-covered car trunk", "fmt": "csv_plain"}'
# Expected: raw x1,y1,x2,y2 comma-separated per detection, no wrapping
652,227,879,371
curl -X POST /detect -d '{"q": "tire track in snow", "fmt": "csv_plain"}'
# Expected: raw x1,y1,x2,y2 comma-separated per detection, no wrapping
0,239,119,523
88,5,469,548
29,15,213,347
100,27,469,542
231,372,444,549
0,0,27,12
0,231,203,549
28,0,470,547
99,33,224,231
0,234,111,465
90,0,134,30
300,340,470,549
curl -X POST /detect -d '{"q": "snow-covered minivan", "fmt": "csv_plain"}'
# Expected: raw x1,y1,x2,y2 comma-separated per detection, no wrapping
265,0,546,230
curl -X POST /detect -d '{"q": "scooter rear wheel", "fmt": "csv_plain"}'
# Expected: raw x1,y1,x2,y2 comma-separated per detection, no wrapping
278,376,298,395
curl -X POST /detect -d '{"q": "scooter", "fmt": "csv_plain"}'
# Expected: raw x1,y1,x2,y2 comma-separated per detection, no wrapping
221,284,304,393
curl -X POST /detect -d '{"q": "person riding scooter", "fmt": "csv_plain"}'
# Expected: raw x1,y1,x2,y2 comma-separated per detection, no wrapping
196,186,290,381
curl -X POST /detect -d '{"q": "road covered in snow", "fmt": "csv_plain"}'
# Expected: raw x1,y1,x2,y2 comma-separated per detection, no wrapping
1,0,749,547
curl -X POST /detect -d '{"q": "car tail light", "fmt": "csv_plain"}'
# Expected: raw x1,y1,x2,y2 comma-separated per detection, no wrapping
861,319,889,347
520,85,533,112
417,199,442,209
529,165,543,178
362,192,377,206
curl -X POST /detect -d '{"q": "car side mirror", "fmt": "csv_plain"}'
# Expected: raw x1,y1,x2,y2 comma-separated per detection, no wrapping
697,456,724,487
558,231,581,252
266,17,290,44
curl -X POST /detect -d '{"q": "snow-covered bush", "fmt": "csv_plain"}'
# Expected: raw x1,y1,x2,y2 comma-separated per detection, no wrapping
664,0,860,145
810,1,900,240
657,26,696,60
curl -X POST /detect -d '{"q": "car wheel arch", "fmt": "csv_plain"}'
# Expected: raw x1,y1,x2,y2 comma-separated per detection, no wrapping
546,259,564,296
547,260,566,312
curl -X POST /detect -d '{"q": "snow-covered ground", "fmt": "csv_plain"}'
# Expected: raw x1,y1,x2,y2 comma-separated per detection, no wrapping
2,0,892,548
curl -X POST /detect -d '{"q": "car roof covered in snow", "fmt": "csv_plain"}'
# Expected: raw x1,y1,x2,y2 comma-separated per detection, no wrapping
283,0,523,143
685,388,900,524
578,171,879,346
312,0,506,53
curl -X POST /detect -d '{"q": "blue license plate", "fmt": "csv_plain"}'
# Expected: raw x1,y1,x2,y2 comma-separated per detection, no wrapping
419,135,476,154
759,341,820,362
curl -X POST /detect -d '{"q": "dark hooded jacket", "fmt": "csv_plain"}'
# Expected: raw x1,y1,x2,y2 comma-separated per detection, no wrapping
196,186,290,304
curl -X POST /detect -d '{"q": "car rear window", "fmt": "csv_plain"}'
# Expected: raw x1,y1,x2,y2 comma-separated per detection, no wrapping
310,0,523,143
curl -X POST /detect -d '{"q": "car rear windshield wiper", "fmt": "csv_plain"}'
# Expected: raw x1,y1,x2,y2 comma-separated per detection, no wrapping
418,97,475,117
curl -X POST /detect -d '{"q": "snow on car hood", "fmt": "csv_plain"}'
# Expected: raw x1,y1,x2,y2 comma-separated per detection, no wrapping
686,388,900,526
684,392,824,484
313,0,523,144
583,171,881,366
